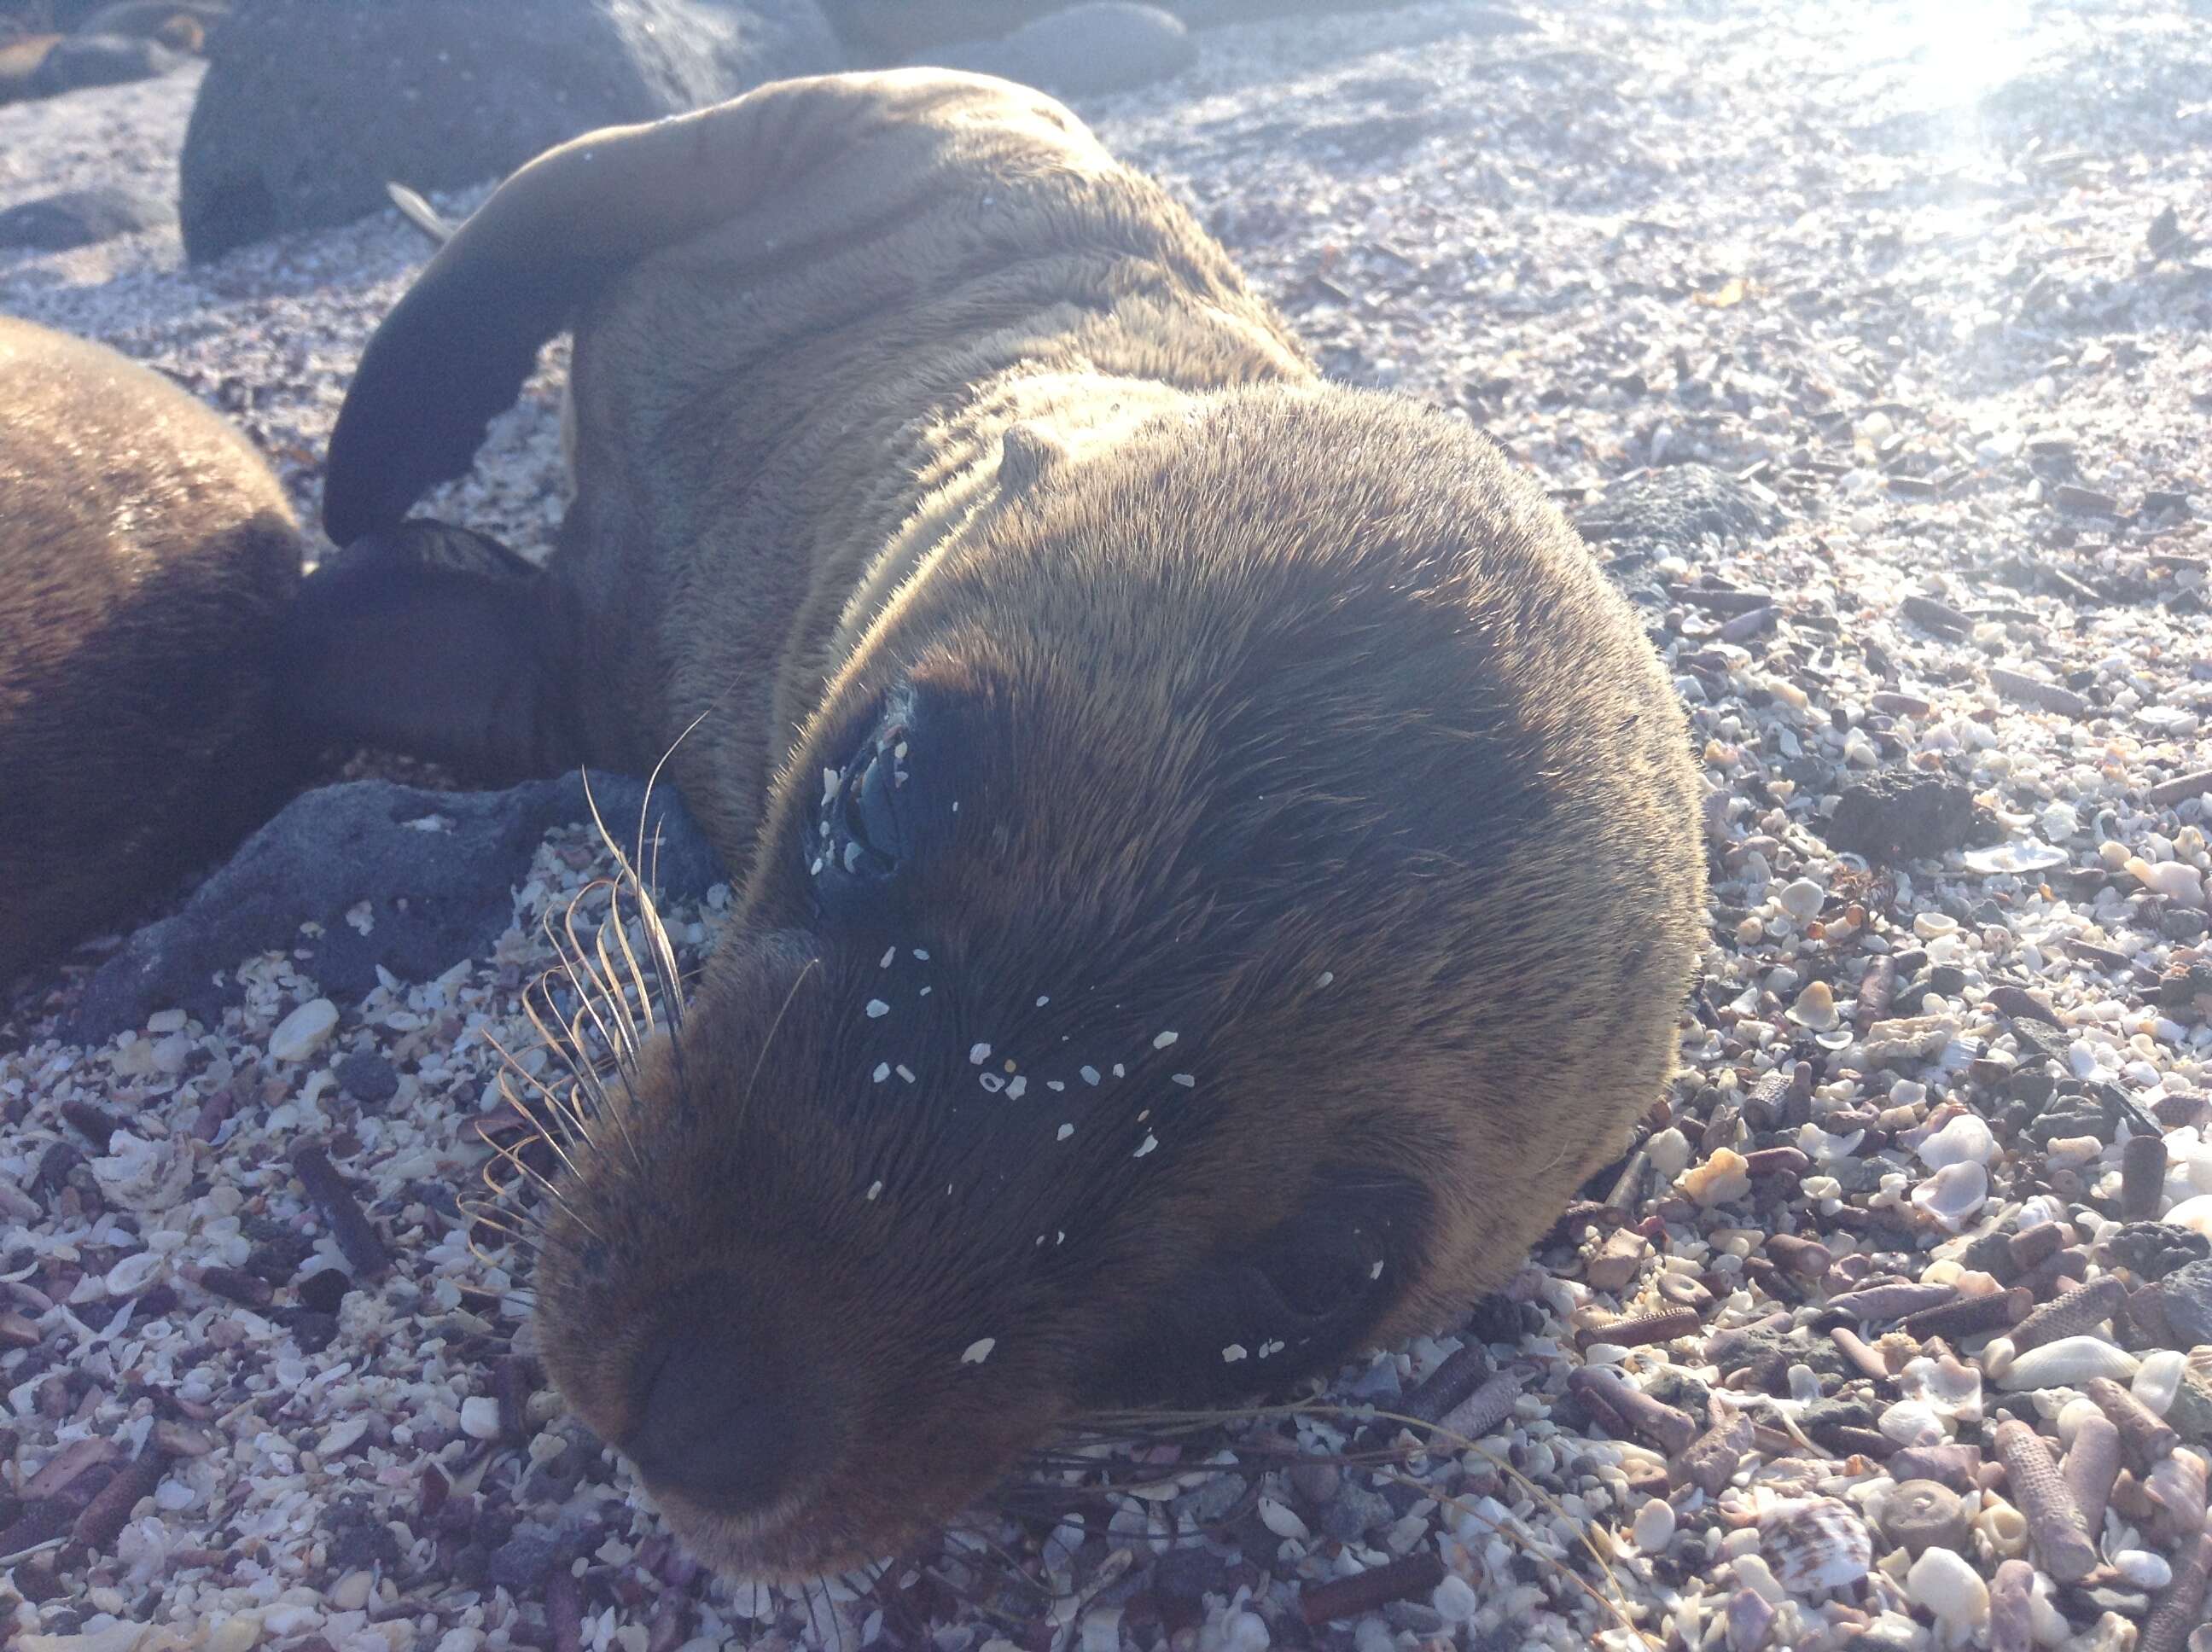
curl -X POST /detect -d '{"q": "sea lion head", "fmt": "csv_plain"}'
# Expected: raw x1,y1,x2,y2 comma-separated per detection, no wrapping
527,387,1702,1580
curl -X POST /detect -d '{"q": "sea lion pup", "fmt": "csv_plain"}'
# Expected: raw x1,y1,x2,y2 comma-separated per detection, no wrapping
282,70,1707,1583
0,317,299,984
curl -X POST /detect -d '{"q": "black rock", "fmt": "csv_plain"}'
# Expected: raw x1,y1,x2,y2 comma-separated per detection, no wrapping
296,1267,350,1315
0,184,173,248
69,770,725,1043
288,1309,340,1354
1572,462,1784,552
324,1492,402,1570
1825,770,1997,864
335,1051,400,1107
178,0,842,262
28,30,178,92
487,1523,562,1591
2154,1257,2212,1347
911,3,1192,97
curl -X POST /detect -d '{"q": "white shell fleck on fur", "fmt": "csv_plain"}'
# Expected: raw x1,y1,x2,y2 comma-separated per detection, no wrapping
1910,1160,1988,1231
1080,1065,1101,1085
872,1062,889,1083
1057,1124,1074,1141
1222,1344,1247,1364
1997,1335,2140,1390
1153,1031,1179,1050
866,1181,882,1201
1761,1496,1871,1594
961,1338,996,1364
1905,1546,1988,1630
896,1065,916,1084
969,1043,992,1064
1134,1134,1159,1159
865,999,889,1019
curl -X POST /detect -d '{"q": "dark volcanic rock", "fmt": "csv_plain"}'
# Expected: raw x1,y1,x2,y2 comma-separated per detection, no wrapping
28,27,176,90
1825,770,1999,865
912,3,1192,97
2155,1257,2212,1349
0,184,172,248
178,0,842,263
69,771,725,1042
1572,462,1784,554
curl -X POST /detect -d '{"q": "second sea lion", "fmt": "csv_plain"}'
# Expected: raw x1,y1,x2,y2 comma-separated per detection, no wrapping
279,70,1708,1583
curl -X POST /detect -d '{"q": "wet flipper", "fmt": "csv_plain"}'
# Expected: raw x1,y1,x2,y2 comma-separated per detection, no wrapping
274,518,584,785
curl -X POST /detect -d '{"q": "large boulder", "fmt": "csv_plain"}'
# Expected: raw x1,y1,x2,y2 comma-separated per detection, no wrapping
913,3,1193,98
178,0,843,263
68,771,727,1041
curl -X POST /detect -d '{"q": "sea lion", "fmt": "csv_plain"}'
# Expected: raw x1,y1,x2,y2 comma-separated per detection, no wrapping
0,317,300,984
282,69,1707,1584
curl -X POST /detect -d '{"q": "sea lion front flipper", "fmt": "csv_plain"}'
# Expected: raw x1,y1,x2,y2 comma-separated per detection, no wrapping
323,70,1074,547
274,519,583,785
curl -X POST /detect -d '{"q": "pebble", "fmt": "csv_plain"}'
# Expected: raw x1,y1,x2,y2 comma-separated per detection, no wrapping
268,997,339,1062
457,1396,504,1440
2113,1549,2172,1590
1680,1148,1752,1206
1430,1575,1478,1624
1998,1336,2141,1390
1905,1546,1989,1631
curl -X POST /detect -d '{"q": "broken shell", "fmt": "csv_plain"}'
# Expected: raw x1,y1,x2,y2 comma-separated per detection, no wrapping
1789,980,1840,1031
2115,1549,2173,1590
1912,1161,1989,1232
1632,1496,1676,1553
1761,1496,1872,1594
1680,1148,1752,1207
1998,1336,2141,1391
1905,1545,1989,1632
1918,1114,1997,1170
2135,1350,2187,1417
1878,1400,1949,1448
1900,1354,1983,1422
1976,1497,2030,1560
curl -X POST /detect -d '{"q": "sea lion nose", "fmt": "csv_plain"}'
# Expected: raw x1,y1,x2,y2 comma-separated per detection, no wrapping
623,1322,802,1512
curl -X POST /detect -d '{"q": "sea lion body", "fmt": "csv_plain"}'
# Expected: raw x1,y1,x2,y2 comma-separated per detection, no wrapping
290,71,1707,1583
0,317,299,983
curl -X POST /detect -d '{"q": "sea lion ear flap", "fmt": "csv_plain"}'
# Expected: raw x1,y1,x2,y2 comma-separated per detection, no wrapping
322,73,899,547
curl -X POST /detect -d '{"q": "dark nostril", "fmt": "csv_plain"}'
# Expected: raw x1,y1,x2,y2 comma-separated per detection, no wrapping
621,1323,803,1513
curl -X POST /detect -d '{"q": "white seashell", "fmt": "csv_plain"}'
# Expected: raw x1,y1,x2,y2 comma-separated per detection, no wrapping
103,1250,164,1297
1731,1552,1788,1608
1906,1545,1989,1629
1962,841,2067,875
1918,1114,1996,1170
1863,1015,1961,1065
2129,857,2207,907
458,1397,504,1440
2133,1350,2187,1417
1645,1127,1692,1178
1900,1355,1982,1422
90,1132,194,1214
1256,1496,1308,1542
2044,1136,2102,1169
1878,1400,1949,1447
1760,1496,1872,1594
2166,1193,2212,1239
1975,1497,2028,1559
1911,1161,1988,1232
269,997,339,1062
1997,1335,2140,1391
2112,1549,2172,1590
1632,1497,1676,1553
1679,1149,1752,1207
1789,980,1839,1032
1431,1574,1478,1625
1778,878,1825,922
319,1416,372,1457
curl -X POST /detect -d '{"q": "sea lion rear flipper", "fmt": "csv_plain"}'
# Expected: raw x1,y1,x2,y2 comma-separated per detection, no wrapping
274,520,583,785
323,69,1068,547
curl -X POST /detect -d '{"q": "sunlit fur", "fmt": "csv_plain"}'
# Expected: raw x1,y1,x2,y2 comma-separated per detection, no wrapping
0,316,300,981
322,71,1707,1583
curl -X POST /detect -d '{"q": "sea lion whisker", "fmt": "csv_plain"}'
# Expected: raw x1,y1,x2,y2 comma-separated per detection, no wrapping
555,883,643,1078
599,881,661,1041
734,954,821,1133
590,892,651,1055
515,991,613,1147
479,1130,600,1236
584,757,695,1037
479,1024,595,1158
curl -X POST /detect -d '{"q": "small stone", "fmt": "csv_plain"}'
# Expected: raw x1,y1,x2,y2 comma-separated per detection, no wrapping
1778,878,1826,922
269,998,339,1062
489,1525,561,1591
458,1396,504,1440
0,184,173,249
329,1570,375,1611
2113,1549,2171,1590
297,1267,350,1315
1632,1497,1676,1552
1789,980,1839,1031
335,1051,400,1104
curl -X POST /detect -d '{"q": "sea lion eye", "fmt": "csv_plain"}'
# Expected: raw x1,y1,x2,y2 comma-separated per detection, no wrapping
815,690,920,887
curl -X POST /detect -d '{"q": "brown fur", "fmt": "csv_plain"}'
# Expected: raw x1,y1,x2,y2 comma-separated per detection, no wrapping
300,71,1707,1584
0,317,300,982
